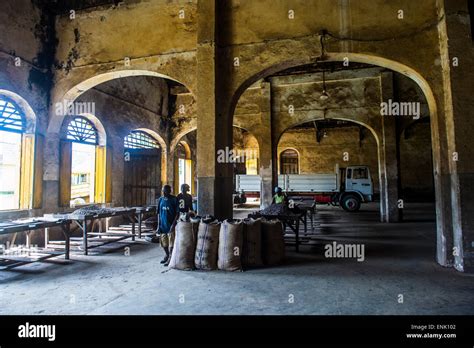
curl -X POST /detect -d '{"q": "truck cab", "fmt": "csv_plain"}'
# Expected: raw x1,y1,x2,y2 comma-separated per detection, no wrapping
339,165,374,211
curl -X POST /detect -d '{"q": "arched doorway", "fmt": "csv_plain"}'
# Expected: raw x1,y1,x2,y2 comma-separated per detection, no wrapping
175,141,193,195
123,129,163,207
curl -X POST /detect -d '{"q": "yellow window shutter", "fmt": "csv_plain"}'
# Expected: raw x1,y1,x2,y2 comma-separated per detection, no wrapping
95,145,106,204
19,134,34,209
105,145,112,203
32,134,44,209
59,140,72,207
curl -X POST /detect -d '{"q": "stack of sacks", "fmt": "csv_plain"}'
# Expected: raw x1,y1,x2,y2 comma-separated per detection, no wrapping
168,216,286,272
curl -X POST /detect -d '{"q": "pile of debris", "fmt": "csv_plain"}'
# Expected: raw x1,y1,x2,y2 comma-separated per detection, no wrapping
72,205,116,216
257,203,301,216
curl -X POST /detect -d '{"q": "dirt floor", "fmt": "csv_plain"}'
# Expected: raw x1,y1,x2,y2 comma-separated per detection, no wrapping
1,203,473,315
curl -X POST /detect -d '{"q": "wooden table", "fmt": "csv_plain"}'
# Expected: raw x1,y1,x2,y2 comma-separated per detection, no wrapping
60,208,137,255
294,200,317,233
0,219,71,270
131,206,157,238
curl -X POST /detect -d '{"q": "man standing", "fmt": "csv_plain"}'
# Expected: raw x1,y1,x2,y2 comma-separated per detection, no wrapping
156,185,179,266
177,183,193,214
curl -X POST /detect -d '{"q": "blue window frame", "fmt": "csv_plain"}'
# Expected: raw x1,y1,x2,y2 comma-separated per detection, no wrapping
124,131,159,149
0,97,25,133
67,116,98,144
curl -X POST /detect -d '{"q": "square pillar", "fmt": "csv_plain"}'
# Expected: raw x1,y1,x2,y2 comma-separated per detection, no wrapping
380,72,400,222
196,0,233,219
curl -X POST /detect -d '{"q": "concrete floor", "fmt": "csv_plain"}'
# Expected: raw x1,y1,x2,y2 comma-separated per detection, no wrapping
1,203,474,315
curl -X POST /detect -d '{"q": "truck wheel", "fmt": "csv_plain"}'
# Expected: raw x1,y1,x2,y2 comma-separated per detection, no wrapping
341,194,361,212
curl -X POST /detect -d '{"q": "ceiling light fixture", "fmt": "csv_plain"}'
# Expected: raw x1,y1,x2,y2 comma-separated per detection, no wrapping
320,69,330,100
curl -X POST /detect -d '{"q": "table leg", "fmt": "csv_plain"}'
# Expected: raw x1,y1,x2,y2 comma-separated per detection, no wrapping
303,213,307,235
138,212,142,239
131,213,136,241
82,218,88,255
44,227,49,249
295,218,300,252
62,224,70,260
26,230,31,253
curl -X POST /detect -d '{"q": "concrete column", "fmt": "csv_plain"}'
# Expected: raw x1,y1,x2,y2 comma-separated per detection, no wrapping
42,132,61,212
441,0,474,272
380,72,400,222
110,135,125,206
258,82,273,208
166,149,174,189
195,0,233,219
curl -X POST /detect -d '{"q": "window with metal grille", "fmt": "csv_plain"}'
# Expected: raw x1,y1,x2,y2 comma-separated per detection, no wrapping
124,131,159,149
67,116,98,144
0,97,24,133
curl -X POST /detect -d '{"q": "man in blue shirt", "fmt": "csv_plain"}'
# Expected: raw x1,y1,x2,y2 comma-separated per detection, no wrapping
157,185,179,266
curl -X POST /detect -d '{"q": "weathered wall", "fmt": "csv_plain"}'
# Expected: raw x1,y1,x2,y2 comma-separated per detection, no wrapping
400,122,434,201
0,0,56,224
0,0,54,135
441,0,474,272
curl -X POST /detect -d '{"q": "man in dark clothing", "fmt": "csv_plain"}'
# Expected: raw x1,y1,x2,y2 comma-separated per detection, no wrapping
156,185,179,266
176,184,193,214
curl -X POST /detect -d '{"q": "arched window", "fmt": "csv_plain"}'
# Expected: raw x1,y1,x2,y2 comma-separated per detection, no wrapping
0,97,25,210
124,131,159,149
280,149,299,174
67,116,98,145
63,116,103,207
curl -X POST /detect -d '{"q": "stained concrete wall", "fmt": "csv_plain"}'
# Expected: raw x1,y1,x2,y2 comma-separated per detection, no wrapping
0,0,55,224
400,122,434,201
441,0,474,272
0,0,53,134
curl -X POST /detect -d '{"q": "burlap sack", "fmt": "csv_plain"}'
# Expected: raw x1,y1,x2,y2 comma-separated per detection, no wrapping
261,219,286,265
242,218,263,268
169,219,199,271
194,219,220,270
218,219,243,271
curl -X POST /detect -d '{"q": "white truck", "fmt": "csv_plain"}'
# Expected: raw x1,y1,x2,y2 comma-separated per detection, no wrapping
235,165,374,212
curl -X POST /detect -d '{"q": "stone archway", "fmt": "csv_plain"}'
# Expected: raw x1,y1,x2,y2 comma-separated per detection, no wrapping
228,53,453,267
